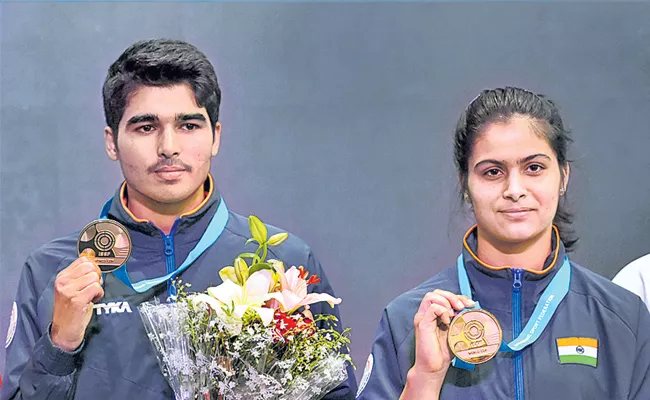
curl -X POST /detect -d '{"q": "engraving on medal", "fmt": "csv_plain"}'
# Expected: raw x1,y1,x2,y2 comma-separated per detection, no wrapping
448,309,502,364
78,220,132,273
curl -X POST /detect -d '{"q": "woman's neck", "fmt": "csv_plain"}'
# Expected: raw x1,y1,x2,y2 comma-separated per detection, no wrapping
475,227,554,271
125,186,206,234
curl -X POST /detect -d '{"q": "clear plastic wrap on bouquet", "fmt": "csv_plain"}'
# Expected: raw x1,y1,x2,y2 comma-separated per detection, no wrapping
139,299,350,400
214,351,348,400
279,355,348,400
139,301,208,400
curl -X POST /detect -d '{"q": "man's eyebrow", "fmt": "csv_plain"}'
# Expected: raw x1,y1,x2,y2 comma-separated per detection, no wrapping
176,113,207,123
126,114,158,125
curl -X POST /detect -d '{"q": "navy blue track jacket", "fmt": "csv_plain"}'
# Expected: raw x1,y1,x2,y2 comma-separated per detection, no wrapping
356,227,650,400
1,176,357,399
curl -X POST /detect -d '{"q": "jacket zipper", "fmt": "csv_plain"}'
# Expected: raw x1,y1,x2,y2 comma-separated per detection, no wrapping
163,221,180,298
512,268,524,400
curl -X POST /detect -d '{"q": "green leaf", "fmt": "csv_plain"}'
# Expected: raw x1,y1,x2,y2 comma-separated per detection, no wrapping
234,257,249,283
245,238,257,246
248,262,273,275
238,252,257,259
248,215,268,244
267,232,289,246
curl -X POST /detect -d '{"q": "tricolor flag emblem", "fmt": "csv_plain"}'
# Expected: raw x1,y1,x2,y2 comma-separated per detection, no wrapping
557,337,598,367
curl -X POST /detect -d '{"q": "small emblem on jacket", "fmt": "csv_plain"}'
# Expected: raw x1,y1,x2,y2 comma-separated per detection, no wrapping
557,337,598,367
356,353,374,397
5,301,18,348
93,301,133,315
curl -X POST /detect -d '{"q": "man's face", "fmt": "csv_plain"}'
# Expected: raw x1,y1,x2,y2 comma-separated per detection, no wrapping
105,83,220,206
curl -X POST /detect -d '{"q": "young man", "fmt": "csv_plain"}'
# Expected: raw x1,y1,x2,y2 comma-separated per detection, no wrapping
1,39,356,399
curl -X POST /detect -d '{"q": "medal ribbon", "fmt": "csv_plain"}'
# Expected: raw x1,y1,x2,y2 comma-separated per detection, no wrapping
98,196,229,293
452,253,571,370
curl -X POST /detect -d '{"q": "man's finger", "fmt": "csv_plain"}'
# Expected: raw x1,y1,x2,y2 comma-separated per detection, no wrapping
79,282,105,304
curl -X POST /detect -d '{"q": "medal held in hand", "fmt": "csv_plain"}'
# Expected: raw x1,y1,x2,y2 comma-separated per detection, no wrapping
77,220,132,273
448,309,502,364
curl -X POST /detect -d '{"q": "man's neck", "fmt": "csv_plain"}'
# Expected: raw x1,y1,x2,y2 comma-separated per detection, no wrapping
476,227,554,271
125,186,206,235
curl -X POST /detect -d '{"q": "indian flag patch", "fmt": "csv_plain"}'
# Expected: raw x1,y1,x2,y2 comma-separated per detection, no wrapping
557,337,598,367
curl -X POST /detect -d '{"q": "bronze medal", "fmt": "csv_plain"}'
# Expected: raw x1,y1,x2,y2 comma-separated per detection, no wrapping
448,308,502,365
77,220,132,273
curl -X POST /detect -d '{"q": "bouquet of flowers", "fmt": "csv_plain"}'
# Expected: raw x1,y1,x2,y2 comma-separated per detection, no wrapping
138,216,352,400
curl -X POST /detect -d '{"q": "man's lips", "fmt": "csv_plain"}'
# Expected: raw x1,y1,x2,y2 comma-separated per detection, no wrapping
153,166,188,180
154,166,186,173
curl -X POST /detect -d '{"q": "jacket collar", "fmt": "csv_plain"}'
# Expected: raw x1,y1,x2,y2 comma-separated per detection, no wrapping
461,225,567,313
106,174,221,239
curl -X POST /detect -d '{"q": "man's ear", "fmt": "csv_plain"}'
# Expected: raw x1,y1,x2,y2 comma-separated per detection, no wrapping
211,122,222,157
105,126,118,161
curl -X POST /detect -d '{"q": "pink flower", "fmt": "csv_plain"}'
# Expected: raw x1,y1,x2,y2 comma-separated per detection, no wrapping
269,260,341,314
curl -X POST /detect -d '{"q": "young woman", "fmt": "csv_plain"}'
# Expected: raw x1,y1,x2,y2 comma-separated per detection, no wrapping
357,87,650,400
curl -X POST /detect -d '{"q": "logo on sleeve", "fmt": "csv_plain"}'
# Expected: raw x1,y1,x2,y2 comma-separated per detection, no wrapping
5,302,17,349
356,353,374,397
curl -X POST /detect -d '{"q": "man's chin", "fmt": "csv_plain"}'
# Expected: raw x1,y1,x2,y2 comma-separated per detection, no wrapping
146,188,200,205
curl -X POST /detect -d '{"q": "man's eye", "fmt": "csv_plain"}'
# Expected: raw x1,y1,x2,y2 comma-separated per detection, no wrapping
137,125,155,133
182,123,199,131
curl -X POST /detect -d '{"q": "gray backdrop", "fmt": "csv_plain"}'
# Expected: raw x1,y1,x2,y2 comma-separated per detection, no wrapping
1,2,650,381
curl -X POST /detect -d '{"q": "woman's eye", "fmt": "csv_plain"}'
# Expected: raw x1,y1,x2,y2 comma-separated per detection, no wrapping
484,168,502,177
527,164,545,173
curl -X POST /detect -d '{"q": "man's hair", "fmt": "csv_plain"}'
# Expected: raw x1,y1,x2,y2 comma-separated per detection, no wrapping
103,39,221,138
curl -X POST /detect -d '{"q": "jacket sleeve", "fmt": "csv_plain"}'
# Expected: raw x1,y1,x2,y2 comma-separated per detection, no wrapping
612,264,649,309
629,297,650,399
1,256,82,400
305,250,358,400
356,309,404,400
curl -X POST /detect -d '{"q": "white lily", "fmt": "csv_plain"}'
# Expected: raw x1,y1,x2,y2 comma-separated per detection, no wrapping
189,293,243,335
207,269,282,326
190,293,221,311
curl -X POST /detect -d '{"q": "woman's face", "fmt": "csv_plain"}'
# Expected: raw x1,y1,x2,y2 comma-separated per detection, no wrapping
466,117,569,247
